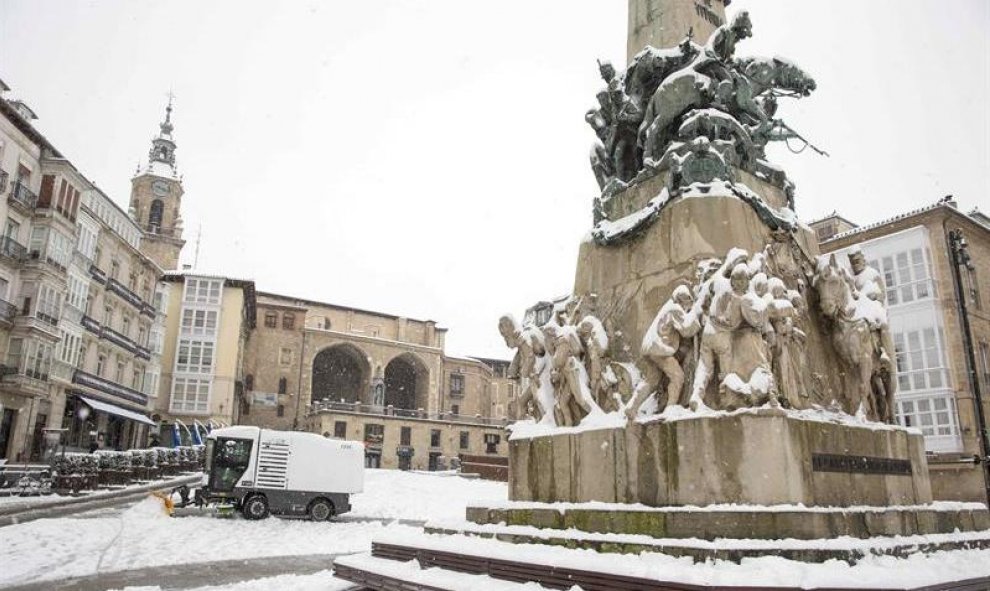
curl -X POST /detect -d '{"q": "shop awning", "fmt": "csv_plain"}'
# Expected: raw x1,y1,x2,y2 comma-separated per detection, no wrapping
77,395,156,426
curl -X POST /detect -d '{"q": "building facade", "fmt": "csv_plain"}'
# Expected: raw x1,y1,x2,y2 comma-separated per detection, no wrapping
239,292,510,470
0,82,168,460
153,272,255,440
811,199,990,501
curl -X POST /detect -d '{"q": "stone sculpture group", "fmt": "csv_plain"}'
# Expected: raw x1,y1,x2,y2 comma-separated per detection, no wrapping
501,245,894,426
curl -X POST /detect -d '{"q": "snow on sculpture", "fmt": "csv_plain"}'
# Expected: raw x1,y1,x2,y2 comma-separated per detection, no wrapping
586,10,823,241
499,8,896,430
498,315,550,421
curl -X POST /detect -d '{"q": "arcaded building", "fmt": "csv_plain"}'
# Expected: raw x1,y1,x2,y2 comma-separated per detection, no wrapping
240,291,510,470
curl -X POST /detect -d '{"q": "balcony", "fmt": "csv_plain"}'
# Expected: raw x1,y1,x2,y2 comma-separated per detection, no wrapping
81,314,102,335
1,354,51,396
140,302,156,319
89,264,107,285
0,236,26,264
106,277,144,311
72,369,148,406
308,400,509,427
8,181,38,212
24,248,67,275
0,298,17,323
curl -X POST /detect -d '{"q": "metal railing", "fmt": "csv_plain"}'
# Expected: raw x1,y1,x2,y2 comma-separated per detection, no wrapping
8,181,38,210
308,400,509,427
0,235,26,262
0,298,17,322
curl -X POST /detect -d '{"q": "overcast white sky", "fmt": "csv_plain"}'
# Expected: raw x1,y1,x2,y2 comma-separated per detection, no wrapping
0,1,987,359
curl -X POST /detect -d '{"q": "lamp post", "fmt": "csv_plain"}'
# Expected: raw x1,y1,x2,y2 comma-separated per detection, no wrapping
947,228,990,506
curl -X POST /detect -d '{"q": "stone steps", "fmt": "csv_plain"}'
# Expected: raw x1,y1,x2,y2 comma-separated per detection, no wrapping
424,519,990,563
332,534,990,590
465,502,990,540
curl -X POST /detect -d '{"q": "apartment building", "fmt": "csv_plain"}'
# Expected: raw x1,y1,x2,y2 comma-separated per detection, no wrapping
0,81,168,460
154,272,256,438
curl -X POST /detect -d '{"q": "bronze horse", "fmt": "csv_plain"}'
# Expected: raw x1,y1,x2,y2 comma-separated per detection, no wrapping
813,254,894,422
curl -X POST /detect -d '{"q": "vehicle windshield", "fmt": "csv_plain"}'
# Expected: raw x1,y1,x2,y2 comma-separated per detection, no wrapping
204,439,215,475
209,437,252,492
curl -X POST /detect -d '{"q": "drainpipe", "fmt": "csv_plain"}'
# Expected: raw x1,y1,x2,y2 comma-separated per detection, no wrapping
946,225,990,506
292,329,307,430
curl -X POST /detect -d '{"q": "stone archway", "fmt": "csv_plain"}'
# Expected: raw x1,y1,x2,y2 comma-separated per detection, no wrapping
384,353,429,411
312,344,371,404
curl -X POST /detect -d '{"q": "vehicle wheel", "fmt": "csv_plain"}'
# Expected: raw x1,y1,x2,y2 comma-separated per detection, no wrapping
308,498,334,521
242,494,269,520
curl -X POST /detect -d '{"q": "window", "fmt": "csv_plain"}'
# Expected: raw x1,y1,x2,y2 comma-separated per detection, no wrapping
96,352,106,376
278,377,287,395
110,260,120,280
103,305,114,327
451,404,460,416
893,328,947,392
149,199,164,230
876,248,932,306
56,330,81,366
35,283,62,325
264,311,277,328
170,377,211,413
279,347,293,366
245,374,254,390
67,273,89,312
459,431,469,450
896,395,960,439
115,359,125,383
4,218,20,242
364,423,384,446
450,373,464,396
430,429,441,448
76,223,97,260
282,312,295,330
121,315,130,338
334,421,347,439
400,426,411,446
484,433,500,454
181,309,219,336
176,339,215,374
276,404,285,417
132,364,144,390
965,266,982,310
24,340,53,380
183,278,222,305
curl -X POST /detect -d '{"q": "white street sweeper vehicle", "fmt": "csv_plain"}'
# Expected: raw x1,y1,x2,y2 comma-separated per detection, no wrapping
196,426,364,521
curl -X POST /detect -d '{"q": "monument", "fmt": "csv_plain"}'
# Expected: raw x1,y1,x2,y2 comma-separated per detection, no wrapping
480,0,990,559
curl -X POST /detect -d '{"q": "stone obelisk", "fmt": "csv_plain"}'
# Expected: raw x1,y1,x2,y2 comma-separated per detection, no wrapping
627,0,729,63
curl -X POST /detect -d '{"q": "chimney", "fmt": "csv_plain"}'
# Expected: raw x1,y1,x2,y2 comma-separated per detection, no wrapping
9,100,39,121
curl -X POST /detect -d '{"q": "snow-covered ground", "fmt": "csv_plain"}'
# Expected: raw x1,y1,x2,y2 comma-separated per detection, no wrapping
0,469,506,588
3,468,990,590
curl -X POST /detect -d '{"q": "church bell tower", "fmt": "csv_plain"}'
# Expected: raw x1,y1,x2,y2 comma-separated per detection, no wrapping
130,98,186,270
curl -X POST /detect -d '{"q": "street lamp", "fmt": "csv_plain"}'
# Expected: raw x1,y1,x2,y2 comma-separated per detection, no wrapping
948,228,990,506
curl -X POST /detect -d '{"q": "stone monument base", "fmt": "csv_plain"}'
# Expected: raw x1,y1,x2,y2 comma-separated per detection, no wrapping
509,409,934,507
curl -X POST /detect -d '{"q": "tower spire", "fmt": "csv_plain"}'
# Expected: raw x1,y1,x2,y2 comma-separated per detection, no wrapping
140,93,179,180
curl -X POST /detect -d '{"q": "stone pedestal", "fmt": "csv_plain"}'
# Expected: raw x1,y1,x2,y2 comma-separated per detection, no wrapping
509,410,933,507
